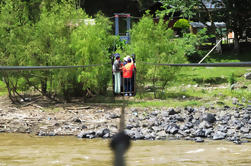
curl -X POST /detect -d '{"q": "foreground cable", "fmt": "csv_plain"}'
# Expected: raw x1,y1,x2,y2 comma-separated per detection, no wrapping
110,95,131,166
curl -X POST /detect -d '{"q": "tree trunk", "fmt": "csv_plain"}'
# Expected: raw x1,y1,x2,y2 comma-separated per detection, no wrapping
233,31,240,54
41,79,47,95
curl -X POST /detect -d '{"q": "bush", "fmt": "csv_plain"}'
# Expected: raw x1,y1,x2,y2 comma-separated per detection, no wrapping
173,18,190,35
70,13,114,95
180,28,208,62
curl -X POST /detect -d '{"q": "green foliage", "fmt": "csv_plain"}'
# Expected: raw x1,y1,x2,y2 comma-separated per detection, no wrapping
126,15,187,96
0,0,113,102
180,28,208,62
158,0,198,20
229,73,236,85
70,13,114,95
173,19,190,30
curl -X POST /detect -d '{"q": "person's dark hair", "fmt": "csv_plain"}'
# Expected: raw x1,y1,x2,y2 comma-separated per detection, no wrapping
114,53,120,59
127,58,131,62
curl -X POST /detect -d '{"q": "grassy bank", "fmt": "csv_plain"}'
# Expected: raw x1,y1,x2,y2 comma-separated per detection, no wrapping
131,50,251,108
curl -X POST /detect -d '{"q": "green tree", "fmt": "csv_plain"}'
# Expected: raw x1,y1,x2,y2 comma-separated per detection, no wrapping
0,0,114,102
0,0,32,102
159,0,218,35
70,13,114,96
159,0,251,53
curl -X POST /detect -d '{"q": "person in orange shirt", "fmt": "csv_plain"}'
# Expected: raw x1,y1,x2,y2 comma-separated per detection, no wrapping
122,58,135,96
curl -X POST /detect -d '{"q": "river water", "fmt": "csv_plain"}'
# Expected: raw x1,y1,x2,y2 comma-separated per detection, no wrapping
0,133,250,166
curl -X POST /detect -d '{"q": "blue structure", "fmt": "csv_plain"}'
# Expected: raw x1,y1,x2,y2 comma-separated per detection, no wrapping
114,13,131,44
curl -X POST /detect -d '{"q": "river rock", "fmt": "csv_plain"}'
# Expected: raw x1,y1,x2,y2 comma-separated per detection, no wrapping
244,72,251,79
73,118,82,123
232,97,239,105
233,138,242,145
134,131,144,140
204,128,213,137
185,107,195,114
38,130,46,136
203,113,216,124
243,114,250,120
174,114,184,122
151,110,159,116
168,108,178,115
97,128,110,137
243,134,251,139
81,125,87,129
217,125,228,133
240,127,250,133
178,130,187,137
156,130,166,139
185,122,193,129
227,129,235,136
48,132,56,136
234,112,240,118
246,105,251,111
199,121,212,129
224,105,230,110
161,111,169,117
166,124,179,135
102,129,110,138
195,137,204,143
194,129,206,137
110,113,120,119
77,131,95,138
186,115,194,122
213,131,226,140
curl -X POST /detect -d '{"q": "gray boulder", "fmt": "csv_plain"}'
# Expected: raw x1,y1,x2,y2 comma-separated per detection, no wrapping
195,137,204,143
168,108,178,115
213,131,226,140
244,72,251,79
240,127,250,133
194,129,206,137
203,113,216,124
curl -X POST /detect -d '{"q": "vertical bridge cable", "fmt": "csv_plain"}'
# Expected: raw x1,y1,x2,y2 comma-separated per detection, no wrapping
110,93,130,166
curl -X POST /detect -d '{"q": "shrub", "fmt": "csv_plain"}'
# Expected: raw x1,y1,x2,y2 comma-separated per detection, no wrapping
173,18,190,35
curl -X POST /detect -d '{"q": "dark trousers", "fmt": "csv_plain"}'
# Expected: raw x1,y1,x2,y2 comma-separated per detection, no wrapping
124,78,132,94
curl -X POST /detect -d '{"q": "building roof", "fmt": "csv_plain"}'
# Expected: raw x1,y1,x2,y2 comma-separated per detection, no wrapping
190,22,226,28
202,0,224,9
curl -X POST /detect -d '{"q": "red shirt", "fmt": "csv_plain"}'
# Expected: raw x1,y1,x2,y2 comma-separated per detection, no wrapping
122,62,135,78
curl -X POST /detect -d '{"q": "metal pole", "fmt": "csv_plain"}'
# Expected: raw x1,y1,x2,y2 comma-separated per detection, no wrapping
115,15,119,36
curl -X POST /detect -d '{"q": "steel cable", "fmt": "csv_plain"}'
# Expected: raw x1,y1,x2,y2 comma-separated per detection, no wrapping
142,62,251,67
0,63,110,71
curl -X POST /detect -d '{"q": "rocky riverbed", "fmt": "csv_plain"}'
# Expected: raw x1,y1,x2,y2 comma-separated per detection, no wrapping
0,96,250,144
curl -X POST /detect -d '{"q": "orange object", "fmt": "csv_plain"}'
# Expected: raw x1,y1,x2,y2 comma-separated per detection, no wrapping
122,62,135,78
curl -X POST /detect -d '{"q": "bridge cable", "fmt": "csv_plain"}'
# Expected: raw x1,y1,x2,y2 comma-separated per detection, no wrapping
142,62,251,67
0,63,110,71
